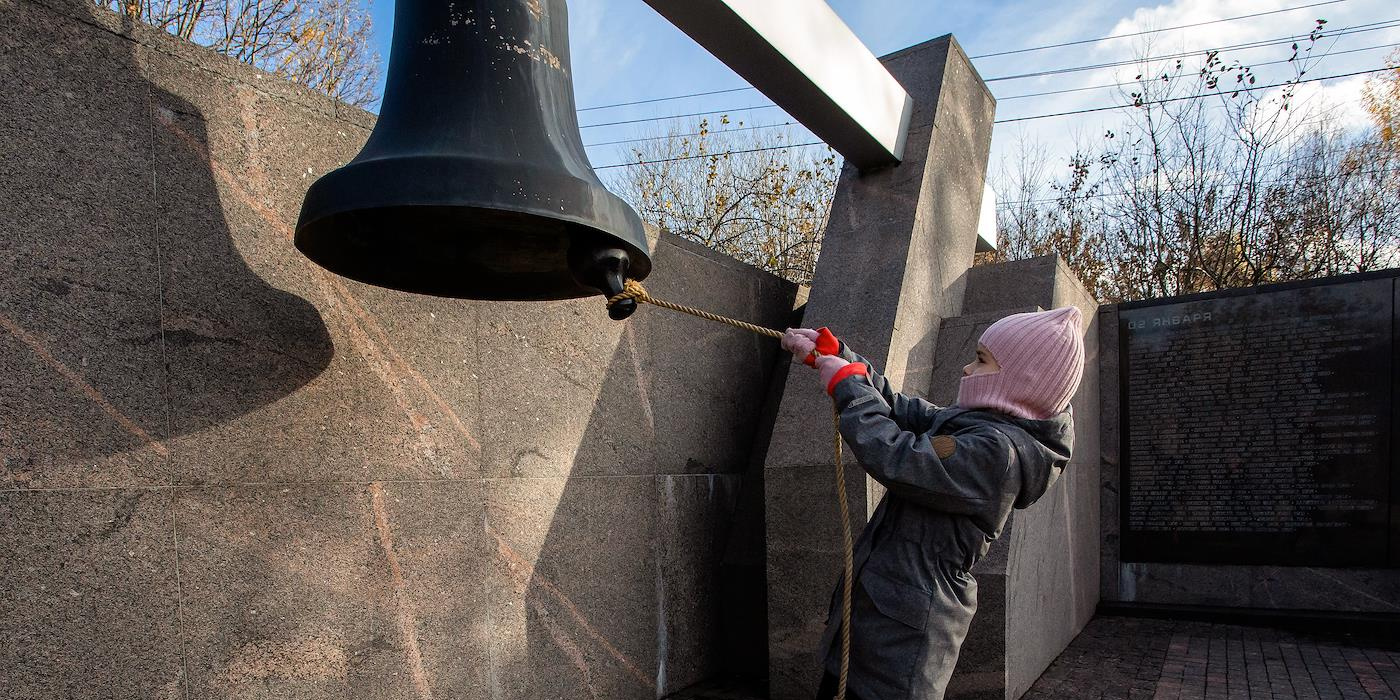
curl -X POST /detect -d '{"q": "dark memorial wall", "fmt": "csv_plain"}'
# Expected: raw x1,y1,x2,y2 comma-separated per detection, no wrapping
1119,275,1396,567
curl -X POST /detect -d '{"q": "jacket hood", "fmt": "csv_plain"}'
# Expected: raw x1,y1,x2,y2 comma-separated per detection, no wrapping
947,408,1074,509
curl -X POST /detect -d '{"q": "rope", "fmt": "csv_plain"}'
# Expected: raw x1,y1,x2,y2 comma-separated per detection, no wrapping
834,406,853,700
607,279,784,340
607,279,854,700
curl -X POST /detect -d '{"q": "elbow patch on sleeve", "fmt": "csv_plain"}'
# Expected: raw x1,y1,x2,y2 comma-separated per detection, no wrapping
931,435,957,459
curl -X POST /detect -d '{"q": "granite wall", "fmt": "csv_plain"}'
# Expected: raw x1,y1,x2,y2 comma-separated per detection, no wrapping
0,1,798,697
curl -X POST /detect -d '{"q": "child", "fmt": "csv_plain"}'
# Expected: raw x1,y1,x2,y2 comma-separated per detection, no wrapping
781,306,1084,700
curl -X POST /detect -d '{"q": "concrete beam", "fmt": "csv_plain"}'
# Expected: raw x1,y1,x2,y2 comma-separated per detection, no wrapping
642,0,913,171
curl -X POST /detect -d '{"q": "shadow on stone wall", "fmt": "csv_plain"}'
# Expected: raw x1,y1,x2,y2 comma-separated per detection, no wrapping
489,240,795,698
0,0,331,487
1,3,338,696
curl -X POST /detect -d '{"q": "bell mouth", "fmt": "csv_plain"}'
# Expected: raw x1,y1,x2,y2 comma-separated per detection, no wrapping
294,154,651,300
296,204,650,300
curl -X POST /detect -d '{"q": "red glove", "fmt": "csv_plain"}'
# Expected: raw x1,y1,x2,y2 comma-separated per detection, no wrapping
815,355,868,395
780,327,840,367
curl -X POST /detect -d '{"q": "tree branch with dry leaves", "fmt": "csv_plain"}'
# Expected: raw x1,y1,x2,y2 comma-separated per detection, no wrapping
97,0,380,108
605,116,840,286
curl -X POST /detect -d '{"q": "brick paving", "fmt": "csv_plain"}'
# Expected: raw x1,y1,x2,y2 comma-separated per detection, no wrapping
1023,616,1400,700
664,615,1400,699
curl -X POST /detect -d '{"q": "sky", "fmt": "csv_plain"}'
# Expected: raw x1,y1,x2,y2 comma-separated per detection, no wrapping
363,0,1400,201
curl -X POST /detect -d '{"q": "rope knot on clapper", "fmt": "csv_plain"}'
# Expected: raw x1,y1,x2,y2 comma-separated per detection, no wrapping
605,278,855,700
606,278,649,306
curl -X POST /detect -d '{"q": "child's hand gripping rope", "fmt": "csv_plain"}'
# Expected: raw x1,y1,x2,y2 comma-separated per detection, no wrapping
780,326,836,365
782,327,868,395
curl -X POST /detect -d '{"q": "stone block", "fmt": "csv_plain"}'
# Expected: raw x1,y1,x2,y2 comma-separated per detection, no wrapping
764,463,870,700
637,238,798,475
961,256,1059,316
474,295,648,479
0,0,169,487
763,363,845,470
655,473,743,695
1060,280,1102,632
371,481,495,697
30,0,364,123
175,482,493,699
0,490,184,698
1112,562,1400,612
796,38,992,386
483,475,659,699
1003,454,1097,697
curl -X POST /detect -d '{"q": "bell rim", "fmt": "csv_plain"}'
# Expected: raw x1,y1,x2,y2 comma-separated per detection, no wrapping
294,203,652,301
293,153,652,300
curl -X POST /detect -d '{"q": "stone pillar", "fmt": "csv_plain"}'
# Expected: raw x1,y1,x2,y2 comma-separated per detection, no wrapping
762,35,995,699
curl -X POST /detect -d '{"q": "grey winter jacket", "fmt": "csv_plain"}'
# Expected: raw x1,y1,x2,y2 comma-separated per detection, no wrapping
817,344,1073,700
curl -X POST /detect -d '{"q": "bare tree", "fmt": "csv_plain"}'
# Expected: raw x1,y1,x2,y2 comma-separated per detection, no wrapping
989,137,1113,299
605,117,840,285
994,20,1400,302
98,0,381,108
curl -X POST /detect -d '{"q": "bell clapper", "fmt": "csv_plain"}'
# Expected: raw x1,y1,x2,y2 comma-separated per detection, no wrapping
569,245,636,321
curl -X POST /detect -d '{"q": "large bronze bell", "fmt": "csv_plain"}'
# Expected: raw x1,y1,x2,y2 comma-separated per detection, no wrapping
295,0,650,319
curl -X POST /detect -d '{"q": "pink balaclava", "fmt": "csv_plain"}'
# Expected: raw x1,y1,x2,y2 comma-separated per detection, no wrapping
956,306,1085,419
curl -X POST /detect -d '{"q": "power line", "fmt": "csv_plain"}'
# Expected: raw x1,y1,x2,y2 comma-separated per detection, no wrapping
581,43,1395,152
984,18,1400,82
578,22,1397,133
993,65,1394,124
970,0,1346,59
998,41,1400,102
591,63,1392,169
584,121,801,148
571,0,1354,114
593,142,829,170
580,104,780,129
577,86,755,113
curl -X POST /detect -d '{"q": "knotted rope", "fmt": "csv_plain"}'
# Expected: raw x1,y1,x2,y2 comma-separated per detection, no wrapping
607,278,855,700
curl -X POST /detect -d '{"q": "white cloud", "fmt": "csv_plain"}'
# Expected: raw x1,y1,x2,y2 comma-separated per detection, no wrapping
1095,0,1323,58
1255,74,1375,134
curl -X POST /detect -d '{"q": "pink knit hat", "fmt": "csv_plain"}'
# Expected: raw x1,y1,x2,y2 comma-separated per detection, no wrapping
955,306,1085,419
